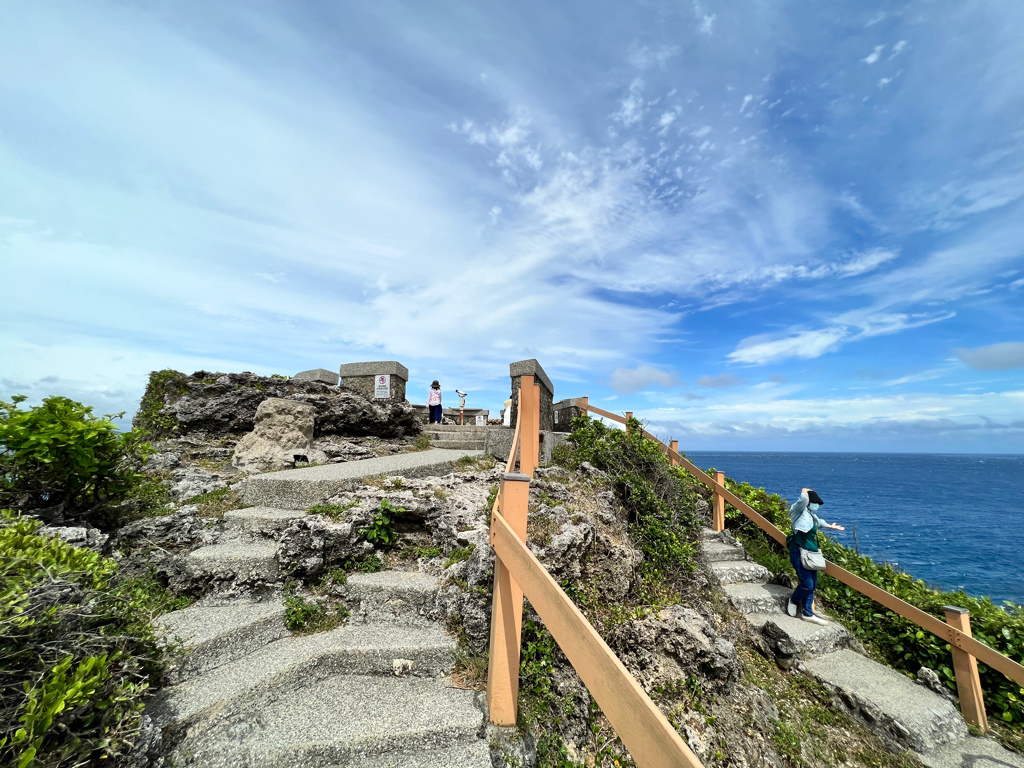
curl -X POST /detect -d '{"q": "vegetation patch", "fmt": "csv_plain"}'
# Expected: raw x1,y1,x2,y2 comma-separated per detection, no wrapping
443,544,476,569
359,499,401,546
1,395,168,530
134,369,189,437
282,580,349,634
0,510,184,768
185,487,243,519
411,435,432,451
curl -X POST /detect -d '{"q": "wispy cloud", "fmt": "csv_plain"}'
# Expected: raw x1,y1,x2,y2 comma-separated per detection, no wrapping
609,365,679,393
696,373,747,388
956,342,1024,371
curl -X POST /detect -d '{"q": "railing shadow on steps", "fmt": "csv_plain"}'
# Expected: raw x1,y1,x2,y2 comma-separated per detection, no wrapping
485,377,705,768
571,397,1024,735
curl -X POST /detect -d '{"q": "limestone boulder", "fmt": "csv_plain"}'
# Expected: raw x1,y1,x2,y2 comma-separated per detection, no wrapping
232,399,328,474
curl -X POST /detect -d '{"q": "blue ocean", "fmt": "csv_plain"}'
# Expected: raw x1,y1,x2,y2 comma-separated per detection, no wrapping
685,452,1024,607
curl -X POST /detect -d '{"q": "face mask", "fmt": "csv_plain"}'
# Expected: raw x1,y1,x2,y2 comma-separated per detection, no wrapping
809,503,819,512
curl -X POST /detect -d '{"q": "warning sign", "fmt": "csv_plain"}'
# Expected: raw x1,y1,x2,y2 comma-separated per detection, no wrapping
374,374,391,399
475,414,485,426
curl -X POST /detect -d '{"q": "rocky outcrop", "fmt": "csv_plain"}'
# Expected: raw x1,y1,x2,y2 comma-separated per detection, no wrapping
232,399,328,474
133,370,420,439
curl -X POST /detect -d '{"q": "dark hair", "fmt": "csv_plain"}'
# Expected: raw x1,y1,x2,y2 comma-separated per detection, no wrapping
431,380,440,388
807,490,825,505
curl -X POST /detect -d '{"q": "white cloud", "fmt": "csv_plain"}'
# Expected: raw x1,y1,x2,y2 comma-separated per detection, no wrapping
890,40,908,58
699,15,716,36
863,45,885,64
955,342,1024,371
628,44,679,70
739,94,753,113
696,373,746,388
878,77,893,88
612,79,646,127
608,365,680,393
728,328,848,365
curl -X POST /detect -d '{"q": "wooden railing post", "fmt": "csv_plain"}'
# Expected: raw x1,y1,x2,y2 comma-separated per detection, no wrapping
669,440,678,466
624,411,633,434
519,375,540,477
713,471,725,532
944,606,988,731
487,472,532,726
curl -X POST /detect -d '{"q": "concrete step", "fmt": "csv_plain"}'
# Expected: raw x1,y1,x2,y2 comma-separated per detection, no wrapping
428,439,487,450
244,449,485,509
156,596,288,682
804,649,968,753
704,541,746,562
424,424,493,433
185,541,279,582
710,560,772,585
153,623,457,734
176,674,487,768
223,507,306,538
746,613,851,658
920,736,1024,768
722,582,792,614
345,571,441,625
339,740,493,767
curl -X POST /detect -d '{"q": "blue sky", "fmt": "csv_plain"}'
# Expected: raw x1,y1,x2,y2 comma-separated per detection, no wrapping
1,1,1022,453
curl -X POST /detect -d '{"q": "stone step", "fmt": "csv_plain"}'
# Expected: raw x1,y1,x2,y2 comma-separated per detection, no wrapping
223,507,306,537
152,623,457,734
345,571,441,625
428,439,487,450
703,541,746,562
339,740,493,767
710,560,772,585
185,541,279,582
174,674,487,768
804,650,967,753
244,449,485,509
425,428,493,434
919,736,1024,768
155,596,288,682
722,582,792,614
701,527,724,541
746,613,852,658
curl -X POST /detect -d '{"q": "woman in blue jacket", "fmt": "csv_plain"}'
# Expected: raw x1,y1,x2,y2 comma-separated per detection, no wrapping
787,488,844,625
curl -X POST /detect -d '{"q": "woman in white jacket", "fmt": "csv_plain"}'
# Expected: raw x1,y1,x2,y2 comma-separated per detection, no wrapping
427,381,442,424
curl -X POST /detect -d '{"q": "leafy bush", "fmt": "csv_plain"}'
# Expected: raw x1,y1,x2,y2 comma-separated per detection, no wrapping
557,415,702,590
0,510,178,767
0,396,164,529
359,499,400,546
133,370,190,437
720,476,1024,729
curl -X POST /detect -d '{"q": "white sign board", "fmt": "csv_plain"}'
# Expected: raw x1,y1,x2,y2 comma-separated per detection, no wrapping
374,374,391,399
475,414,485,426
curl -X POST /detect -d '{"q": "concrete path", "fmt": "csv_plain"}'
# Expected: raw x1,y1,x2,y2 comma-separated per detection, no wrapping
151,454,493,767
243,447,484,508
702,529,1023,766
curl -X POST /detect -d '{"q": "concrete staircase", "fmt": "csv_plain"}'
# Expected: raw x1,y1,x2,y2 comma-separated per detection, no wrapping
151,459,493,768
702,528,1024,767
423,424,489,451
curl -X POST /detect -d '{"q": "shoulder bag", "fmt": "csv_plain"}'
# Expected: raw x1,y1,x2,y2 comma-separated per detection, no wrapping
800,548,827,571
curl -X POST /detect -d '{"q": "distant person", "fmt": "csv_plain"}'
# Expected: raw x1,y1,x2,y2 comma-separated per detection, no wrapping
427,380,443,424
786,488,844,625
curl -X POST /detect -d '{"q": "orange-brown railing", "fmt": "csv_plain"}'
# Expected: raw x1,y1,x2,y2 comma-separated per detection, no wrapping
485,379,704,767
574,398,1024,733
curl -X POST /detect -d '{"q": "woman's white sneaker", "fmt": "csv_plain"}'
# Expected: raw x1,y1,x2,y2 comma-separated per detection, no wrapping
801,614,830,626
786,600,798,617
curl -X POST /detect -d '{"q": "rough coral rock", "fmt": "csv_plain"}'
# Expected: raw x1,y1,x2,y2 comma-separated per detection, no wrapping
134,370,420,439
232,398,329,474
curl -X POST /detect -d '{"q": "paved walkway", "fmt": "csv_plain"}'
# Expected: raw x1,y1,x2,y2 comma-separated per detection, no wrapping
243,448,484,508
702,529,1024,767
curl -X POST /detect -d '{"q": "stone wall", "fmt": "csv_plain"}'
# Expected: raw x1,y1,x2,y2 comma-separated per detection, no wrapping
338,361,409,403
552,398,585,432
485,428,568,465
338,375,407,403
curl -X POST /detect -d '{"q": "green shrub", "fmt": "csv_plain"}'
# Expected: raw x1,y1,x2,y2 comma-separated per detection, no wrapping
558,415,701,590
722,476,1024,729
443,544,476,569
0,396,163,529
359,499,400,546
0,510,174,767
308,500,359,520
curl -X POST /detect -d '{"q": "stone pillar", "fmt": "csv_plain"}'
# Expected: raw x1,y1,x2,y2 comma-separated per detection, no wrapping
338,361,409,402
292,368,340,385
552,398,585,432
509,359,554,431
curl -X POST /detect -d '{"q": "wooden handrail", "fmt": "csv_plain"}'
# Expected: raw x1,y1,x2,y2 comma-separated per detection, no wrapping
572,400,1024,690
491,509,703,767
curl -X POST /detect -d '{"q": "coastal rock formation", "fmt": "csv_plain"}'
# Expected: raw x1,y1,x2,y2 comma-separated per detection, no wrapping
232,398,328,473
133,369,420,439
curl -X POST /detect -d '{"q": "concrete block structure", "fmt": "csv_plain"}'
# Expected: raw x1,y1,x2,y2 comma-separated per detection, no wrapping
552,398,585,432
508,359,554,431
292,368,340,386
338,361,409,402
